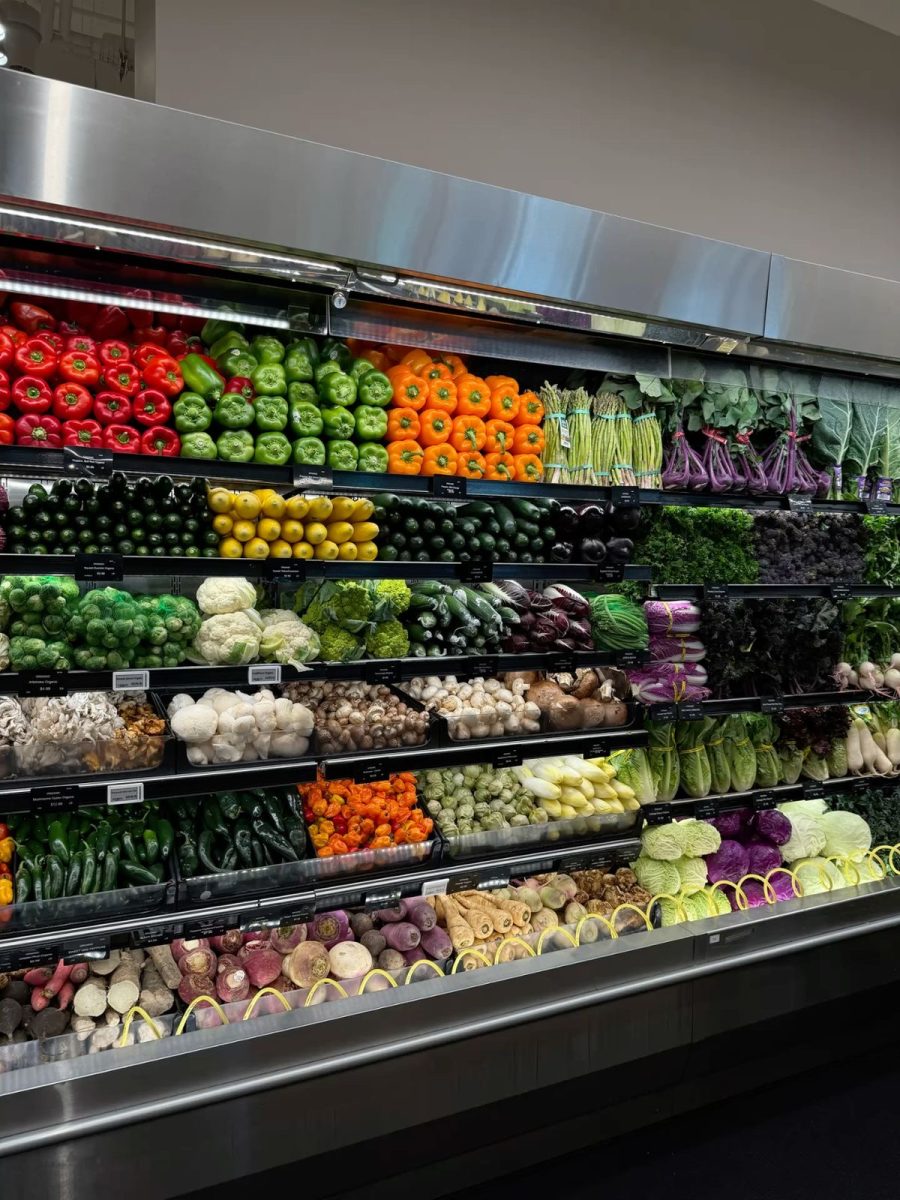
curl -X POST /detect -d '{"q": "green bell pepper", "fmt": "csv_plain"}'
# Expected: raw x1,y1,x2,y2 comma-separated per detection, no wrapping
319,339,353,369
217,348,258,378
251,335,285,365
180,432,218,460
349,357,376,383
213,391,255,429
288,381,319,407
173,392,212,434
255,395,288,432
314,361,342,387
201,316,242,345
320,405,355,439
358,370,393,408
354,404,388,441
252,363,288,396
320,372,358,409
289,401,323,438
292,437,327,466
209,330,249,360
289,335,319,364
284,343,316,383
326,440,359,471
216,429,255,462
358,443,389,473
254,432,292,465
180,354,225,400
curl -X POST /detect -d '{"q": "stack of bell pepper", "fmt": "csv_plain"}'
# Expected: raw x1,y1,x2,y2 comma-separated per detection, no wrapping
177,322,393,471
367,344,545,482
0,293,200,457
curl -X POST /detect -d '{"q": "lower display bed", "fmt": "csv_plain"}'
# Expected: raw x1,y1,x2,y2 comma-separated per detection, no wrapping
1,878,899,1197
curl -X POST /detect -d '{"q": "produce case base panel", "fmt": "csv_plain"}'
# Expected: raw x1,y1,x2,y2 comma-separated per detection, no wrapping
2,884,900,1199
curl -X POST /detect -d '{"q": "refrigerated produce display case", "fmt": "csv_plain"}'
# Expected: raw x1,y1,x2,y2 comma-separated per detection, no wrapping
2,71,900,1197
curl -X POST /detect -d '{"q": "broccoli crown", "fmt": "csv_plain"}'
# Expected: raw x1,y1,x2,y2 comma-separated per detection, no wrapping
322,581,373,631
374,579,411,617
319,624,363,663
365,617,410,659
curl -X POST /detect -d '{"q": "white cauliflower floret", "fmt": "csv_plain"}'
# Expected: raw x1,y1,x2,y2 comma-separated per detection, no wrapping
195,577,257,615
192,612,262,666
258,615,320,666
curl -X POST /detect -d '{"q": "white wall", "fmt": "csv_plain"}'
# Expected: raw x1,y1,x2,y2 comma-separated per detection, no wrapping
150,0,900,280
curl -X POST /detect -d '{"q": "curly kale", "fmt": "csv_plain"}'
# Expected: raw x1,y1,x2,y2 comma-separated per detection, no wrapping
634,508,758,585
753,511,866,584
863,516,900,586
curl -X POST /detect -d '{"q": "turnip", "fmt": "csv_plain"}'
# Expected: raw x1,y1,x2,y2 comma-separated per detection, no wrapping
179,948,217,978
209,931,243,955
216,953,242,976
371,905,404,924
216,968,250,1004
286,941,330,988
404,946,428,964
310,911,350,948
270,924,307,955
402,902,436,932
171,938,209,962
420,926,453,960
884,668,900,694
178,973,215,1005
328,942,373,981
377,948,406,973
242,948,283,989
382,922,421,953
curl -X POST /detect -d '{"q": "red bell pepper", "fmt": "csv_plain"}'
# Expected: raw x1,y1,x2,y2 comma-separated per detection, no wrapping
0,370,9,411
12,376,52,413
130,324,167,347
0,326,26,349
140,426,180,456
16,412,62,447
90,305,129,340
65,334,97,356
154,292,182,330
65,299,98,328
125,288,154,328
133,341,167,370
93,390,133,425
133,388,171,426
142,355,183,397
102,362,140,396
97,339,130,367
228,375,255,402
9,302,56,333
0,414,14,446
52,381,93,421
58,350,101,388
62,419,103,448
14,338,58,380
166,330,188,358
0,333,13,371
57,320,83,337
102,424,140,453
33,330,64,355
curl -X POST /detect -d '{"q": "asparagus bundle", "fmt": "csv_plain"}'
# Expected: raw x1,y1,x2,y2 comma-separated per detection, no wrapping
541,383,570,484
633,410,663,489
567,387,595,485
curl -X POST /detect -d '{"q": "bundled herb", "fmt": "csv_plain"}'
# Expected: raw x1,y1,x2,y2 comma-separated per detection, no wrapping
752,511,867,585
632,508,759,585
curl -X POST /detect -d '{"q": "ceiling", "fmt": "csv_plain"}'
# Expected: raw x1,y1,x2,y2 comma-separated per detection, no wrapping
813,0,900,36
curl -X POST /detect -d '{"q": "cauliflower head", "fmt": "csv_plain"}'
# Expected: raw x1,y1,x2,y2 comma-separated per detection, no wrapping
259,617,320,666
365,617,410,659
193,610,262,666
195,577,257,616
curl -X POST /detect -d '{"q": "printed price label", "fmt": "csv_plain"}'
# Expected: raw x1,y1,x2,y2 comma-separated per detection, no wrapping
584,738,609,759
292,464,332,489
55,934,109,961
594,565,624,583
753,791,776,810
470,657,498,678
760,696,785,715
432,476,467,498
643,804,671,825
787,494,813,512
551,652,575,673
802,780,825,800
678,702,705,721
851,777,871,793
354,759,387,784
561,853,612,874
18,670,68,698
64,446,113,477
420,877,449,897
10,945,50,969
31,785,78,814
107,781,144,807
648,703,677,723
112,670,150,692
133,924,177,949
365,888,402,912
477,871,510,890
492,746,522,769
694,801,718,820
248,664,282,685
704,584,729,600
364,661,400,684
182,916,230,940
449,873,479,894
616,650,648,668
866,498,889,515
75,552,122,582
558,415,571,449
830,584,853,601
267,560,306,583
459,558,493,583
610,486,640,508
271,898,316,925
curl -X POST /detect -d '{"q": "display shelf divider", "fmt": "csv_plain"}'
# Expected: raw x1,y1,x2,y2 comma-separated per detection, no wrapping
653,583,900,599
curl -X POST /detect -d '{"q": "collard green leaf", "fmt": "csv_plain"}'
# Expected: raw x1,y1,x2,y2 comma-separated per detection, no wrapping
846,395,886,473
811,394,853,469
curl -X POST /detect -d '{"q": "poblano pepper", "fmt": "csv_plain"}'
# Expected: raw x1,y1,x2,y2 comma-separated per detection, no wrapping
254,395,288,431
254,432,292,465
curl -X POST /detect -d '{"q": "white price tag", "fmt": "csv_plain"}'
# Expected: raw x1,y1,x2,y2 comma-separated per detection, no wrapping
112,670,150,692
420,877,449,897
248,664,282,685
107,781,145,807
559,415,571,449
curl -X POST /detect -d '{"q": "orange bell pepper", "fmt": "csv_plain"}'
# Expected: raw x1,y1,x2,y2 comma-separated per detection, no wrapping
388,439,424,474
455,375,491,418
438,352,467,378
421,443,458,475
401,348,434,374
457,450,487,478
419,361,452,383
387,407,421,441
382,344,407,363
363,348,390,371
450,414,486,452
485,418,515,453
390,370,430,411
518,391,544,424
512,424,545,454
489,385,520,421
513,453,544,482
427,378,457,415
419,407,453,446
486,375,518,392
485,451,515,481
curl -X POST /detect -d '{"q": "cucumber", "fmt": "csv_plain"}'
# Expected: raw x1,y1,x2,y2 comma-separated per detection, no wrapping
459,586,501,626
410,580,447,598
409,593,439,611
492,502,517,537
407,624,432,643
459,500,495,519
507,497,545,521
445,592,473,624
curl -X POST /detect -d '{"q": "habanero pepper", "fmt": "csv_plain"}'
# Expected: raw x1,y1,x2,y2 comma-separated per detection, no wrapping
133,389,172,427
140,426,181,457
12,375,52,413
103,362,140,396
0,369,9,411
97,339,130,367
10,301,56,333
421,443,458,476
0,414,14,445
14,338,58,380
16,413,62,447
58,349,101,387
62,419,103,448
52,381,93,421
142,354,184,397
65,334,97,356
102,424,141,453
93,390,132,425
132,341,167,370
0,332,14,370
387,439,423,475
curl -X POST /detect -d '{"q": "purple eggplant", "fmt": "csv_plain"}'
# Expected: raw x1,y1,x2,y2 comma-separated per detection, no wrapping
605,537,633,564
550,541,574,562
555,505,580,536
579,537,608,564
576,503,606,535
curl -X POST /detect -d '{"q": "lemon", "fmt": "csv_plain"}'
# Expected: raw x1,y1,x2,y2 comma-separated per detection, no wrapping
306,495,333,521
285,495,309,520
329,496,355,521
338,541,358,560
280,520,304,544
355,541,378,561
219,537,244,559
293,541,314,559
232,491,261,519
304,521,327,545
253,488,276,503
314,539,339,560
261,493,286,520
211,514,233,536
207,488,233,514
269,539,293,558
257,518,282,542
243,537,270,559
232,519,257,543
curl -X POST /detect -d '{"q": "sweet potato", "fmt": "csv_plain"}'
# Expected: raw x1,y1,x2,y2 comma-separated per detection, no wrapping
22,965,53,987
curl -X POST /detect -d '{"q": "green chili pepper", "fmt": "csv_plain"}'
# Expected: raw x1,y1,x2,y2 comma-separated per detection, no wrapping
251,837,265,867
287,825,307,857
213,391,255,429
143,827,160,865
353,404,389,441
254,432,292,465
320,371,357,409
234,820,253,867
48,820,70,865
65,850,82,897
198,829,223,874
220,847,238,872
326,439,359,471
357,443,389,473
291,436,326,466
180,353,224,399
16,864,31,904
94,819,112,859
251,335,285,365
119,860,160,886
102,848,119,891
358,370,393,407
180,431,218,460
121,830,139,863
252,818,297,861
251,363,287,396
80,845,96,895
216,429,255,462
44,854,64,899
177,832,198,877
31,858,43,902
254,395,288,432
216,792,241,821
262,793,285,832
155,819,174,862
